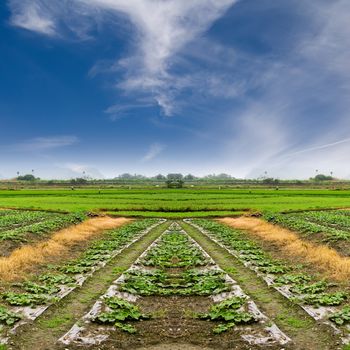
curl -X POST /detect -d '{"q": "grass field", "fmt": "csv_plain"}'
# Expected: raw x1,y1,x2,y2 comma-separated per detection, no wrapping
1,188,350,217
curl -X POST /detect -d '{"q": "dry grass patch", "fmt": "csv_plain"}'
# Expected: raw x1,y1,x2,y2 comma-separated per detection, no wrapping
219,217,350,281
0,217,130,281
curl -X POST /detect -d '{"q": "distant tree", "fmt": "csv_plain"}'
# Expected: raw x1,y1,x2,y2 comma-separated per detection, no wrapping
204,173,233,180
17,174,38,181
71,177,88,184
118,173,133,179
262,178,279,185
116,173,146,180
155,174,166,180
312,174,334,181
167,173,183,180
166,173,184,188
184,174,196,181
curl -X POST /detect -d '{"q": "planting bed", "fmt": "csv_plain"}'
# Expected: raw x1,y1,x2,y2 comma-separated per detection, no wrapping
0,218,163,344
264,210,350,255
60,222,289,349
0,210,86,255
187,219,350,345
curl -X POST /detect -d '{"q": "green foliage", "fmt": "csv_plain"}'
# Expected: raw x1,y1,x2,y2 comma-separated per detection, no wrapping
0,211,86,242
38,273,75,286
0,306,21,325
3,188,350,218
213,322,236,334
198,297,257,334
312,174,334,181
120,269,230,297
0,219,158,312
290,281,330,295
193,219,288,276
60,219,158,274
19,281,60,295
141,231,210,268
298,292,347,306
329,306,350,325
93,297,149,333
193,219,348,311
16,174,38,181
2,292,52,306
263,210,350,242
274,274,311,286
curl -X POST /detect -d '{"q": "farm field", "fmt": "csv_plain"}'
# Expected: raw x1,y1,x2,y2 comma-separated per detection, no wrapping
4,0,349,348
1,188,350,217
0,207,348,349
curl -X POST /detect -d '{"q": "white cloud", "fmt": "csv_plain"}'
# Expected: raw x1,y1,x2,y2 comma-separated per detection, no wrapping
300,0,350,80
142,142,165,162
9,1,56,35
59,162,105,179
14,135,79,151
8,0,238,115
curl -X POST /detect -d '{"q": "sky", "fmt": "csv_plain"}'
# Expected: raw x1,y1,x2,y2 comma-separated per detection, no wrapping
1,0,350,179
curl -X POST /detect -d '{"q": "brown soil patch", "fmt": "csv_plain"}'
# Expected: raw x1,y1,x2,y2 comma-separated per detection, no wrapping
0,217,130,281
219,217,350,282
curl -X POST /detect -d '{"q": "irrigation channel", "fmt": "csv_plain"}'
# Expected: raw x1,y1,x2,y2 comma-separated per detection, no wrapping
3,219,346,350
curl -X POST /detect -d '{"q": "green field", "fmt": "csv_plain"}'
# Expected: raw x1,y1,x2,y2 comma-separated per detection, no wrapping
0,199,349,349
1,188,350,217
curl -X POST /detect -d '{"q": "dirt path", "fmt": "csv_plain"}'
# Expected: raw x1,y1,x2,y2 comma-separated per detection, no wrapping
7,221,170,350
182,222,339,350
0,217,130,281
219,217,350,281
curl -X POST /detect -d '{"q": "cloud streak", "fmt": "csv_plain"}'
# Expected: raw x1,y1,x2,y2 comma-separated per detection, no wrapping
142,142,165,162
13,135,79,151
284,138,350,158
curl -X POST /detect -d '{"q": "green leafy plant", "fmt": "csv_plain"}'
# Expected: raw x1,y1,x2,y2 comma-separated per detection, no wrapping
141,231,210,268
299,292,347,306
2,292,52,306
290,281,330,295
0,306,21,326
197,297,257,334
329,306,350,325
93,297,149,333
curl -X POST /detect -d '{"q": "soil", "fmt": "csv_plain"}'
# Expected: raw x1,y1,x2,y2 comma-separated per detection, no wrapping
57,295,288,350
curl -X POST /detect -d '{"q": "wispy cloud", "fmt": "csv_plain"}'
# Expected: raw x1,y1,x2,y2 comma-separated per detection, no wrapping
104,101,153,121
142,142,165,162
8,0,238,116
59,162,105,179
9,1,56,35
284,138,350,158
14,135,79,151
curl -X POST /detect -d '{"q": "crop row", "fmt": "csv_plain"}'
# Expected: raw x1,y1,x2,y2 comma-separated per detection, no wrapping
188,219,350,342
264,210,350,242
0,211,86,242
140,226,212,268
61,223,289,346
0,210,62,231
0,218,161,342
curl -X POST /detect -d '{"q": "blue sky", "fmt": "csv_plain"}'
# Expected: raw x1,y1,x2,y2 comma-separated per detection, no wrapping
1,0,350,179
